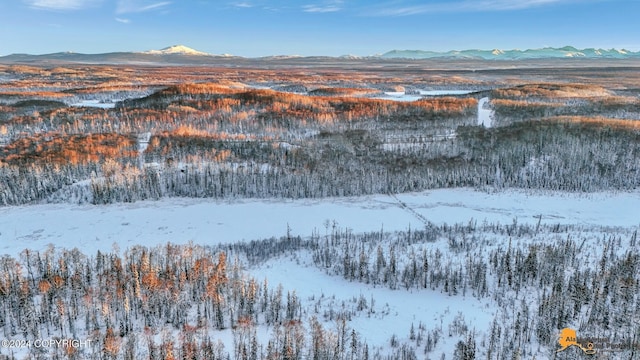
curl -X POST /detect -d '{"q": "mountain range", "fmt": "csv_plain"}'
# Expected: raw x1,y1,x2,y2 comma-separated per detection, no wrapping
1,45,639,64
381,46,640,60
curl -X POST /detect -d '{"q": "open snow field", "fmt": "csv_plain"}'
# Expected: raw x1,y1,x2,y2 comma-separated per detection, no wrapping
255,255,496,354
2,188,638,257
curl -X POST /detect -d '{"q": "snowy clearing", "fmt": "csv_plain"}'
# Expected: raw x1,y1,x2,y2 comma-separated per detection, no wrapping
1,188,638,257
253,254,496,355
478,97,494,127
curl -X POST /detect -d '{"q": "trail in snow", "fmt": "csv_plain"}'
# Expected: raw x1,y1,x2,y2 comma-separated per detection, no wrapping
388,192,432,227
137,132,151,168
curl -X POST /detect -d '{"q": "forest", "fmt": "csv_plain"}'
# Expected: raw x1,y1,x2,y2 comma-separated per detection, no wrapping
0,65,638,206
1,221,639,359
1,60,639,359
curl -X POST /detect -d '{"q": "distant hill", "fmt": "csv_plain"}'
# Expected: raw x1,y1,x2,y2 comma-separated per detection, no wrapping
0,45,242,65
381,46,640,60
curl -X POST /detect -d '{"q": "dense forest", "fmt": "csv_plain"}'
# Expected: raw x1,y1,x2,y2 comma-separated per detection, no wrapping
1,73,639,206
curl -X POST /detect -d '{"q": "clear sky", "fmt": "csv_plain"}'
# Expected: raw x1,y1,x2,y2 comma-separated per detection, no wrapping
1,0,639,57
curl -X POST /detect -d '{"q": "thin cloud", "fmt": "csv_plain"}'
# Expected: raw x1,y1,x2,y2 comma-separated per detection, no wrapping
116,0,171,14
232,2,253,8
115,17,131,23
229,1,342,13
303,5,341,12
303,0,343,13
370,0,590,16
25,0,102,10
467,0,568,11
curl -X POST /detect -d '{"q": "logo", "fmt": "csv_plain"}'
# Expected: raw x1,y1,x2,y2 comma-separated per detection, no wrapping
557,328,596,355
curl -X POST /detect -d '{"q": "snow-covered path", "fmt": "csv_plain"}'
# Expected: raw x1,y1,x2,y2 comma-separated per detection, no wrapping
137,132,151,168
1,189,638,257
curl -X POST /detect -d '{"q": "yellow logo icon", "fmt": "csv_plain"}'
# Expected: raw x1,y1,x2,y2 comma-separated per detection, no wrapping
557,328,596,355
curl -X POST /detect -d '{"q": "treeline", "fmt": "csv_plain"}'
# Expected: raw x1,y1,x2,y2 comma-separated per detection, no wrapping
0,133,137,166
455,119,640,191
1,117,638,205
489,83,640,125
491,83,611,100
492,97,640,125
87,119,640,203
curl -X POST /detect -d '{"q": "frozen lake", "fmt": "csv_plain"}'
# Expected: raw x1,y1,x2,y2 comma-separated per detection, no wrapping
374,89,475,101
69,99,117,108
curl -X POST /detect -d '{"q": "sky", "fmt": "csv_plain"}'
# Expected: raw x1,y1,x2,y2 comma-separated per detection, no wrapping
1,0,639,57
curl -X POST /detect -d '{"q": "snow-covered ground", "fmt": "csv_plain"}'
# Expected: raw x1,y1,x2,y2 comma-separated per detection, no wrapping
255,254,496,354
1,189,638,358
2,189,638,257
478,97,494,127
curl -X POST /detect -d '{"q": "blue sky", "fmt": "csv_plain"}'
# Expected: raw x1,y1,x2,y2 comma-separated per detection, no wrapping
1,0,638,56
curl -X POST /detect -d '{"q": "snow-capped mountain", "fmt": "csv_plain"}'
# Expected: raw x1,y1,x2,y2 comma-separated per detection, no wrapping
381,46,640,60
142,45,210,56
